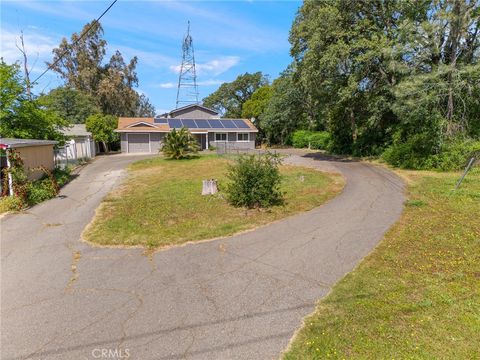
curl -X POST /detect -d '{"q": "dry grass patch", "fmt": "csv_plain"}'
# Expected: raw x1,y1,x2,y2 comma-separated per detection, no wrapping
83,154,343,249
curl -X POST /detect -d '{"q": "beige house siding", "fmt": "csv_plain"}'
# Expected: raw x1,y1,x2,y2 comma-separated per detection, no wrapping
15,145,55,180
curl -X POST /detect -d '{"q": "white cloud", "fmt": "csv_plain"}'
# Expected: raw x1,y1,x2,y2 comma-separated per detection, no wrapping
112,45,177,69
153,1,287,52
0,28,57,67
169,56,240,76
158,82,176,89
8,1,95,21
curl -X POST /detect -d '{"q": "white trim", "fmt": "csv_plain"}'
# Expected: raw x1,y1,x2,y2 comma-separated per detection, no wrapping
126,121,157,128
214,132,228,142
6,148,13,196
237,133,250,142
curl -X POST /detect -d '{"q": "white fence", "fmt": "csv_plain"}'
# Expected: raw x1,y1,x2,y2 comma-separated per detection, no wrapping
54,139,95,169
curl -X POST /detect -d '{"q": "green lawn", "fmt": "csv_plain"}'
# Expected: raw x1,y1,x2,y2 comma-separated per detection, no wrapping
283,167,480,359
83,154,343,249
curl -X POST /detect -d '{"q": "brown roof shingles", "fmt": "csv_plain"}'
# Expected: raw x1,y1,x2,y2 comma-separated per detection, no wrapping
116,118,169,132
116,117,258,132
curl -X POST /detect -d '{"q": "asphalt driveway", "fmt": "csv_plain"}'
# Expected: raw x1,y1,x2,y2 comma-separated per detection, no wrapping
0,151,404,360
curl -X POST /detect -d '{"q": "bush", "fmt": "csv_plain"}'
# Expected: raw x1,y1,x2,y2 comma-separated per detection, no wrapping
308,131,331,149
291,130,311,148
382,136,480,171
292,130,331,150
25,167,71,206
162,128,200,159
53,167,72,187
430,139,480,171
225,152,283,208
0,196,23,213
26,178,57,205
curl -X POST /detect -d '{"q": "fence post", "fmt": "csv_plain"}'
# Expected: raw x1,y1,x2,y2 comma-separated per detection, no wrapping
455,157,476,190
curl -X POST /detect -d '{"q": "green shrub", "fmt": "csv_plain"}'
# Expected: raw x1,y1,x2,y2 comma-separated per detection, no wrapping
225,152,283,208
162,128,200,159
308,131,331,149
382,136,480,171
26,178,57,205
53,167,72,187
430,139,480,171
292,130,331,150
292,130,311,148
24,167,72,206
0,196,23,213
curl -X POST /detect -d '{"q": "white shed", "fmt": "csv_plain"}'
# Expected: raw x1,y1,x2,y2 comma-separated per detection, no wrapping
61,124,96,159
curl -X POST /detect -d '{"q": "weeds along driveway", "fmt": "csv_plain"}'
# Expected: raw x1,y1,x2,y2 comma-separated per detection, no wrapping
0,151,404,360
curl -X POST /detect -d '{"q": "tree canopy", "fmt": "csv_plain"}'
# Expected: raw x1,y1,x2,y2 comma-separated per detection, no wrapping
202,72,268,118
85,113,118,152
262,70,306,145
288,0,480,155
48,21,155,117
0,61,67,141
39,87,99,124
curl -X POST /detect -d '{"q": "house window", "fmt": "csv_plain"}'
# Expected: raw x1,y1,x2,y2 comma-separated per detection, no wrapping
237,133,249,142
215,133,227,141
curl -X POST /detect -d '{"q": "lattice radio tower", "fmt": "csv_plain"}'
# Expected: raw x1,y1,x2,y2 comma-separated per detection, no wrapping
175,21,199,108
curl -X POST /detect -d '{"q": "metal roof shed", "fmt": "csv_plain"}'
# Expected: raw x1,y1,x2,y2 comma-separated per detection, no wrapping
0,138,58,189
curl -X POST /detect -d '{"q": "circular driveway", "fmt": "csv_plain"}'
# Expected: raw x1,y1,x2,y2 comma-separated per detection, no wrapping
0,151,404,360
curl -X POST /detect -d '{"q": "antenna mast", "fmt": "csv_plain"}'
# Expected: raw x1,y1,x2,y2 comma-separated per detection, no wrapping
175,21,199,108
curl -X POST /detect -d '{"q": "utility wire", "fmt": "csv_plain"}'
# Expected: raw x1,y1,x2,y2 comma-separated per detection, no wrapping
31,0,118,84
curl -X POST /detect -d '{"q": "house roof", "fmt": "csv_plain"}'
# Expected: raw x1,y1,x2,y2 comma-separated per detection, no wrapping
116,117,258,133
117,118,170,132
157,104,219,118
0,138,58,149
61,124,91,137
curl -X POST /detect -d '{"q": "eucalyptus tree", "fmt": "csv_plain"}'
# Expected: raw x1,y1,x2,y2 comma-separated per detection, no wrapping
48,21,155,117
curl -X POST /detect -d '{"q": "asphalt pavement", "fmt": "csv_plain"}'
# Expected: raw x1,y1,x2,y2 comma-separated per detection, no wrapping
0,151,404,360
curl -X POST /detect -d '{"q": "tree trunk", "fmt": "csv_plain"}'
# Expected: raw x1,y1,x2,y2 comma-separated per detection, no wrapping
202,179,218,195
446,0,462,135
16,31,32,99
350,107,357,142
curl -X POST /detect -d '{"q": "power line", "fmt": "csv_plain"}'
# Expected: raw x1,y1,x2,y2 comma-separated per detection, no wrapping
31,0,118,85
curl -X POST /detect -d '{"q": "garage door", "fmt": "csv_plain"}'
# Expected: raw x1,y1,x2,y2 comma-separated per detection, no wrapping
128,134,150,153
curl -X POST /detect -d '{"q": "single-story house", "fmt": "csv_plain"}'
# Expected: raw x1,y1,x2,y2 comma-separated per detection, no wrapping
61,124,96,159
116,104,258,153
0,138,58,182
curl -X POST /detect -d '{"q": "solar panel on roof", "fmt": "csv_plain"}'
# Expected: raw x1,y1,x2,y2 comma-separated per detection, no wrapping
208,119,224,128
181,119,198,128
154,118,168,124
220,120,237,129
194,119,211,128
233,120,250,129
168,119,183,128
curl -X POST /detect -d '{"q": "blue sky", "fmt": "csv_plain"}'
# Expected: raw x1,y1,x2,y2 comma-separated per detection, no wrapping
1,0,301,114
